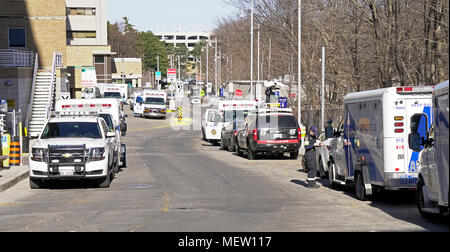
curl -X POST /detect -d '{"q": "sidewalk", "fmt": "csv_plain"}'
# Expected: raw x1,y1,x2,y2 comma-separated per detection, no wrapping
0,166,29,193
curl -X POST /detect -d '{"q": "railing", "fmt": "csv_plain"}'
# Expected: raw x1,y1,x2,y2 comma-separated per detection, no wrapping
45,52,63,120
25,53,39,129
0,49,34,67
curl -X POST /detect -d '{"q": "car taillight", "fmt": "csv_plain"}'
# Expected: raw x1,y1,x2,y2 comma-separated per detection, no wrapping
298,127,301,140
253,129,258,141
395,129,404,133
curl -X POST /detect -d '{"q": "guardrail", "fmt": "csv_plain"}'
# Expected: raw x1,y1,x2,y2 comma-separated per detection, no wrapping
0,49,34,67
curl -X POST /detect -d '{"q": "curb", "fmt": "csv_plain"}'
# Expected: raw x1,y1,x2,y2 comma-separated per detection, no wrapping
0,168,29,193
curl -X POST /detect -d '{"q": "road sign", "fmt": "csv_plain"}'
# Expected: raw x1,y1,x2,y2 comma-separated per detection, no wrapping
155,71,161,81
167,68,177,83
176,82,184,97
235,89,243,96
278,97,288,108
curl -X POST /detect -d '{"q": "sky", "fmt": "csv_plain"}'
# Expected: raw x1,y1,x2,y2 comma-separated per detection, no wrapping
107,0,238,33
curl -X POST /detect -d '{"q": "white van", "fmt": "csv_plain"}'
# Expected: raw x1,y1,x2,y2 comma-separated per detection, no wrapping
142,90,168,119
328,86,433,201
409,81,449,217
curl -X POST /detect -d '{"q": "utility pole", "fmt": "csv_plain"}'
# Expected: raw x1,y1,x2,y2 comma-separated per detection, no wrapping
215,37,218,95
321,47,325,132
298,0,302,126
257,23,260,101
250,0,254,101
268,38,271,81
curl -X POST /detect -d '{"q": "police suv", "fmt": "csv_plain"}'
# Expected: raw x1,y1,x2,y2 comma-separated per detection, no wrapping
55,99,127,168
29,111,117,189
236,106,302,160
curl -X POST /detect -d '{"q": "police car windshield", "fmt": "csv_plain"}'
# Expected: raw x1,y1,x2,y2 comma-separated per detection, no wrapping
104,92,122,99
257,115,298,129
99,114,114,132
41,122,102,139
145,97,165,105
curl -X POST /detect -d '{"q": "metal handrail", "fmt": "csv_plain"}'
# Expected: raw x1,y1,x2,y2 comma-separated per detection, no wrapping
46,52,61,120
25,53,39,129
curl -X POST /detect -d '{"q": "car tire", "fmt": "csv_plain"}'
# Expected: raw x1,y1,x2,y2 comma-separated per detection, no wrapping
98,172,111,188
248,145,256,160
29,177,41,189
220,138,226,150
290,150,299,160
229,140,236,152
328,162,339,189
416,179,439,219
236,142,243,157
355,171,368,201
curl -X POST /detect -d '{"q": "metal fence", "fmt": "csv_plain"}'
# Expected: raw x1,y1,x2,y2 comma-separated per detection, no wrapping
300,108,344,131
0,49,35,67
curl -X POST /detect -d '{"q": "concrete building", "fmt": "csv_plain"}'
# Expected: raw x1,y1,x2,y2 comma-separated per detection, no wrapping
112,58,142,88
65,0,115,99
154,31,211,52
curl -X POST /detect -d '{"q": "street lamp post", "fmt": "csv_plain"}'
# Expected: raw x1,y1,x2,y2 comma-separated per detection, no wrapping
298,0,302,126
250,0,254,101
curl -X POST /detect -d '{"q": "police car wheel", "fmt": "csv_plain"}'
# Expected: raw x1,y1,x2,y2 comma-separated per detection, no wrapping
290,150,299,160
98,173,111,188
236,142,243,157
248,146,256,160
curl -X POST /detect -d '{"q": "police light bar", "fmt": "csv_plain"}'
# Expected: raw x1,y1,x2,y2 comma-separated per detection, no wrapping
396,86,433,94
53,110,99,117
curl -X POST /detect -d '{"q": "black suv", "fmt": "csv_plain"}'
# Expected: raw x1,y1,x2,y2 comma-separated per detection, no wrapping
235,111,301,160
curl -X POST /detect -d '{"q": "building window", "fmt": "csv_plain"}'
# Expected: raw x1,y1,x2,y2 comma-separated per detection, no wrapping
8,28,26,48
67,31,97,39
67,8,96,15
94,55,104,63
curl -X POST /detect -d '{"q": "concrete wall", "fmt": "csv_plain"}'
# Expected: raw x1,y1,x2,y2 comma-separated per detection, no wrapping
0,67,33,119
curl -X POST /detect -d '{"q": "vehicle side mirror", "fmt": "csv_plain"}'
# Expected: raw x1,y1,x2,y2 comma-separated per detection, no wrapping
408,133,422,152
408,113,429,152
106,132,115,138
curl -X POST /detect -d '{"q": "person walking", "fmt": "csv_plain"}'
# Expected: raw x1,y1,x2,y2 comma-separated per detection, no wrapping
304,126,322,189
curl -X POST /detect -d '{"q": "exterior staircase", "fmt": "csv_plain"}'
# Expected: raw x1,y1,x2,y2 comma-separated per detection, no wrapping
28,70,55,138
26,52,62,138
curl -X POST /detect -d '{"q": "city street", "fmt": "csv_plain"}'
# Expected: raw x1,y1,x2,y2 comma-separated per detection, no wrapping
0,107,447,232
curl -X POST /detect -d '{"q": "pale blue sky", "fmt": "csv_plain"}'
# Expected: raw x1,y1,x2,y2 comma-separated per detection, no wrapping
107,0,238,32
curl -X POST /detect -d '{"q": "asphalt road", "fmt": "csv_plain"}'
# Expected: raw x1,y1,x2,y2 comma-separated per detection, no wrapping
0,106,447,232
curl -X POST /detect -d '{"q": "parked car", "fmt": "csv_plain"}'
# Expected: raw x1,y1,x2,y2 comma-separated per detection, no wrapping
220,119,244,152
236,109,302,160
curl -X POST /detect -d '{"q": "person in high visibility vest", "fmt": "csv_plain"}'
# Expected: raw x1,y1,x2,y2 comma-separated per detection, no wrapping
304,126,322,189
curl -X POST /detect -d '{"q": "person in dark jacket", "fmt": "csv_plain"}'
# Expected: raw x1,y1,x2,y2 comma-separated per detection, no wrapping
304,126,322,189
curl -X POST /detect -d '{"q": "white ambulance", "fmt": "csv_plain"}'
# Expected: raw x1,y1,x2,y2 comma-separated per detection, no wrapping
142,90,168,119
55,99,127,169
202,100,257,144
100,84,128,105
327,86,433,201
